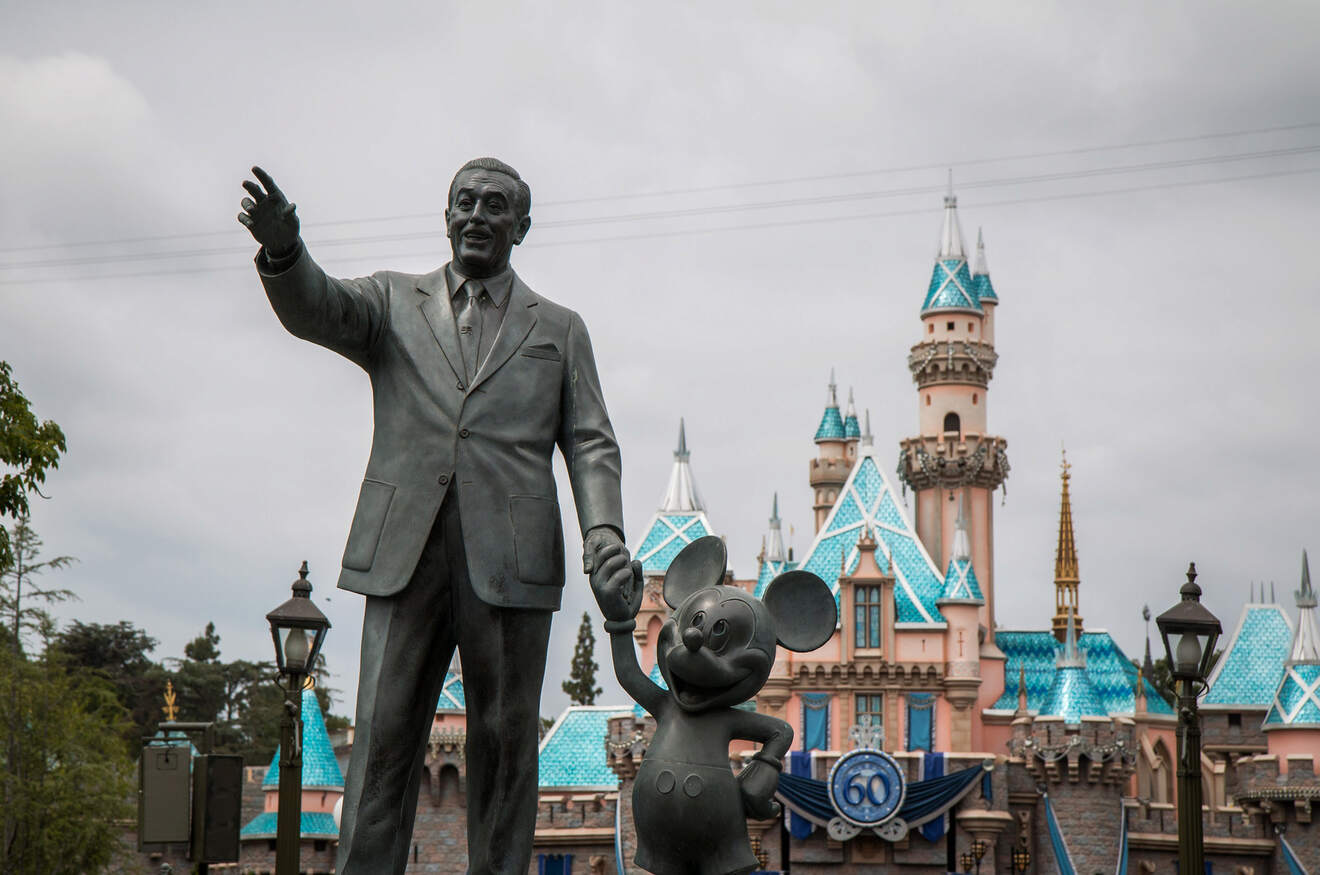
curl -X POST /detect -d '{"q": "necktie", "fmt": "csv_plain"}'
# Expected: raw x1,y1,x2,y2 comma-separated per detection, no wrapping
457,279,484,380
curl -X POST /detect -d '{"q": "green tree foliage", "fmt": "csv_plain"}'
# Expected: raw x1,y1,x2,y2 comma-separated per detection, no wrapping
0,361,67,570
1133,649,1222,708
561,611,602,706
53,620,167,749
1,517,132,874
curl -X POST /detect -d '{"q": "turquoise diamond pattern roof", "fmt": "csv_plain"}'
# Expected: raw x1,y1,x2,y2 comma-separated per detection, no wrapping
1266,663,1320,727
438,670,465,711
262,689,344,789
772,452,941,624
240,811,339,839
940,557,983,602
972,272,998,303
815,406,845,440
635,512,714,573
538,705,627,788
922,259,981,313
844,413,861,439
991,631,1174,716
1204,604,1294,708
1041,666,1107,723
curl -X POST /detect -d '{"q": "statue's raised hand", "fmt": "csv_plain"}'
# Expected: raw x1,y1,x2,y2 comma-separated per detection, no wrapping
237,166,300,258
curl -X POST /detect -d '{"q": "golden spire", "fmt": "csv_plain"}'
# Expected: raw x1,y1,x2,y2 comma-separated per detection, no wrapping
1052,447,1083,642
162,680,179,721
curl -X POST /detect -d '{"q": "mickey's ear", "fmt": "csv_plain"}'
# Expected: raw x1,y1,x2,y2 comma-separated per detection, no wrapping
663,536,727,609
763,570,837,652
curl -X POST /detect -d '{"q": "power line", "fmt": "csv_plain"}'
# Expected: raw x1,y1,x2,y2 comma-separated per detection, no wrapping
3,142,1317,272
2,119,1318,256
2,163,1314,286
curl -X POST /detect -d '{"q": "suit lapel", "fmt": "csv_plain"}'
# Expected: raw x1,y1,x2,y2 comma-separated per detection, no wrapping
468,274,538,393
416,267,465,384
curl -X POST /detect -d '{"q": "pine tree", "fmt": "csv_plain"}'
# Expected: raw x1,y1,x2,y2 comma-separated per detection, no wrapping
561,611,602,706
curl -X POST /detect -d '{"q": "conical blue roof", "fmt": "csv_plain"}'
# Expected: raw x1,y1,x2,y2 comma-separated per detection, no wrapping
1265,664,1320,727
922,258,981,313
971,228,998,304
1041,665,1108,723
814,372,846,441
940,557,983,602
262,689,344,789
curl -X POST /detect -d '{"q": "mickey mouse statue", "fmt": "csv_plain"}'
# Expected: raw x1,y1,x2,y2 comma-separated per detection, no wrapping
590,535,837,875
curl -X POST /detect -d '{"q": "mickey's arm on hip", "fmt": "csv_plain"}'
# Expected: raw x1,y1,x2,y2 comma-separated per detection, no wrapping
588,544,667,715
731,709,794,819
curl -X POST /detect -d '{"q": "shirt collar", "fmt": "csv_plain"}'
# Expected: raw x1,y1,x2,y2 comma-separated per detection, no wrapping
446,263,514,309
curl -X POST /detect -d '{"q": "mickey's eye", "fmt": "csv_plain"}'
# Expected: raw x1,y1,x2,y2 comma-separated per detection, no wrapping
690,611,706,629
708,618,729,651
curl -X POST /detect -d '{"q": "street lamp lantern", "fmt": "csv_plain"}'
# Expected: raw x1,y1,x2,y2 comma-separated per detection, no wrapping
1011,845,1031,873
960,852,975,874
1154,561,1221,875
266,561,331,678
1155,563,1222,684
265,561,330,875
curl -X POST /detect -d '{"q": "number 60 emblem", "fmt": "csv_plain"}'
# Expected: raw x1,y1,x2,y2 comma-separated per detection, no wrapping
827,749,906,827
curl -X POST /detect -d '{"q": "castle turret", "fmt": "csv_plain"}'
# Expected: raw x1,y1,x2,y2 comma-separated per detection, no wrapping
809,370,850,533
938,496,985,751
898,186,1008,635
1052,450,1084,642
1265,551,1320,733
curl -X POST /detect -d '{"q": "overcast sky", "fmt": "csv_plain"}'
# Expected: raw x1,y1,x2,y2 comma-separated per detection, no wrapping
2,1,1318,721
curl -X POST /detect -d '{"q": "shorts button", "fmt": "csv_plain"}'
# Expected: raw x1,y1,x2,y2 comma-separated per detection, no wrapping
459,428,470,439
683,774,704,797
437,474,449,486
656,769,675,794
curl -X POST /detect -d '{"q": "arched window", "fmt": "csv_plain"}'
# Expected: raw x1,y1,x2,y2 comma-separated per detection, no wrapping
943,412,961,434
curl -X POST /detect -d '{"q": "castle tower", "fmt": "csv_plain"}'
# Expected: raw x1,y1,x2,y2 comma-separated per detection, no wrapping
631,420,717,671
1052,450,1084,642
898,186,1009,632
938,496,985,751
809,370,850,533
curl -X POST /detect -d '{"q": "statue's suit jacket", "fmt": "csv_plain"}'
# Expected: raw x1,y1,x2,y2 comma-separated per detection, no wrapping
258,248,624,611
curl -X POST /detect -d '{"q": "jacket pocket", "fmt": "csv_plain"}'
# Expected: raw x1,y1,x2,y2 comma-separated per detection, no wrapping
509,495,564,586
342,479,396,572
519,342,562,362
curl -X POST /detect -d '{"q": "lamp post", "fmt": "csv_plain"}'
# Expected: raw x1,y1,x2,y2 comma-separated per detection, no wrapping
960,852,975,874
1011,844,1031,873
1155,562,1221,875
266,561,330,875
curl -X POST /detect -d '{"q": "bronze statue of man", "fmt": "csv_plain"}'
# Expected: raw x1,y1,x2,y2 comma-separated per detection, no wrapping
238,159,629,874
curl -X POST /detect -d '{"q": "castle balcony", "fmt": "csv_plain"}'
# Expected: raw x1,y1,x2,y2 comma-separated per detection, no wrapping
908,339,998,389
898,432,1009,492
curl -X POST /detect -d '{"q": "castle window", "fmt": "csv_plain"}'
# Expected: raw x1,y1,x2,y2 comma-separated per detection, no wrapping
928,323,935,334
946,321,955,331
801,692,832,751
855,693,884,733
855,585,883,648
925,394,931,407
972,393,978,405
1228,712,1242,728
943,412,960,434
906,693,935,751
968,322,975,332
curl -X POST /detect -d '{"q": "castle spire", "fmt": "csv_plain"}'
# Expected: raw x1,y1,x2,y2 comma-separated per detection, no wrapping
972,227,999,304
938,495,984,603
1051,448,1083,642
813,369,846,442
843,387,861,440
660,418,704,512
938,174,966,260
1291,550,1319,662
764,492,786,563
861,409,873,447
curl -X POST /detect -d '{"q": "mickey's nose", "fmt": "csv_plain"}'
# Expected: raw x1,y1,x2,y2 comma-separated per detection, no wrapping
682,627,704,652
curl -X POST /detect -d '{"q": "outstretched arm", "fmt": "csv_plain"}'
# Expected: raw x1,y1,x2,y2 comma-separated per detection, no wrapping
590,545,667,716
238,167,386,367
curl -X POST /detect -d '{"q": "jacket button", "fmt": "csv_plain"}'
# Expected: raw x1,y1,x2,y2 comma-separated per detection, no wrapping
456,380,465,390
437,474,449,485
459,428,470,439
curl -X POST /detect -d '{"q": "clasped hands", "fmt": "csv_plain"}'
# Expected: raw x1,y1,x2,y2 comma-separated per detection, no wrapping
583,528,642,625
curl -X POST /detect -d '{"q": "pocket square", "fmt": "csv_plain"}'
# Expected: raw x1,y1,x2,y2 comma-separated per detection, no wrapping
520,342,562,362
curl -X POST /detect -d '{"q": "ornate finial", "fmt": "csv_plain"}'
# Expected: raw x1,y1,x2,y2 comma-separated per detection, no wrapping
848,715,885,750
1060,445,1071,480
861,409,873,447
827,369,838,407
1142,604,1150,623
1180,562,1202,600
293,561,312,596
162,680,179,721
1298,550,1315,609
1052,446,1081,641
675,418,689,460
945,168,955,206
